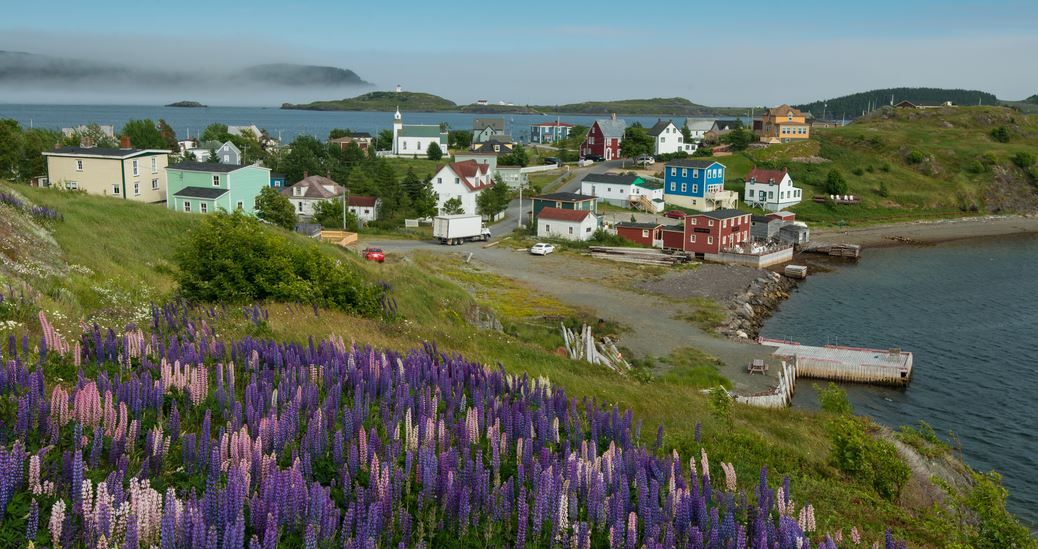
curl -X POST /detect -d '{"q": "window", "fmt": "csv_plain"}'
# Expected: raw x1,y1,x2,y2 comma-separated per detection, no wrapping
708,220,714,227
455,178,460,185
669,183,676,191
132,160,139,176
297,202,304,212
184,201,191,212
403,141,407,150
75,159,84,171
708,236,713,245
152,178,159,190
68,181,78,190
692,185,698,194
223,155,230,163
437,177,442,184
545,224,550,232
568,227,573,234
200,202,208,213
151,157,158,173
237,201,244,210
212,175,220,186
723,219,728,228
670,168,676,176
690,218,697,225
641,229,649,238
748,189,754,197
112,184,121,195
681,168,687,177
133,182,140,195
681,183,687,193
661,137,665,143
690,234,696,243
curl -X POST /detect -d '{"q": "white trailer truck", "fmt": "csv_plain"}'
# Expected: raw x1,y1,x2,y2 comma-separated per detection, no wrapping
432,215,492,245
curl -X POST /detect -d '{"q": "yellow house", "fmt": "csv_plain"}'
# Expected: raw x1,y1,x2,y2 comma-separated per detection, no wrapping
759,105,810,143
43,144,171,203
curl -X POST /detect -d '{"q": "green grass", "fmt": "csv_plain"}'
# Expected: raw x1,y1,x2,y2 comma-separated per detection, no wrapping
1,182,1028,547
383,156,443,177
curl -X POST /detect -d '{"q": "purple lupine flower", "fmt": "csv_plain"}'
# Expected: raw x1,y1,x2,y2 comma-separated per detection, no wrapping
26,498,39,541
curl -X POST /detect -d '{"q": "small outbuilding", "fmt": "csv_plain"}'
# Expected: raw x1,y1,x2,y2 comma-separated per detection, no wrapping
537,207,598,241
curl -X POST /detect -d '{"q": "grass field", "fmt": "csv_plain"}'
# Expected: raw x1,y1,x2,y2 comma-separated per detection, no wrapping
0,182,1031,546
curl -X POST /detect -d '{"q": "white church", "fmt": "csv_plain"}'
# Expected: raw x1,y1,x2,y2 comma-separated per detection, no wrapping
392,108,449,157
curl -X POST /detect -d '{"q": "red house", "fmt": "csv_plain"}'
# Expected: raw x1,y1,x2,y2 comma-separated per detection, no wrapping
766,211,795,222
662,209,751,255
615,221,663,246
580,114,626,160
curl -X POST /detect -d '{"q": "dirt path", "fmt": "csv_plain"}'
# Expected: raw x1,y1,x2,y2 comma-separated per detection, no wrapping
813,215,1038,248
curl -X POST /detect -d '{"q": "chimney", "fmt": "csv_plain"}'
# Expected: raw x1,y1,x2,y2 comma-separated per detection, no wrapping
303,170,309,178
610,112,616,120
120,135,132,149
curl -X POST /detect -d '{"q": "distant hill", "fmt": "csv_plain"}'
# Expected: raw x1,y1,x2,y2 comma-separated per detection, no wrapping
1024,95,1038,105
166,101,206,108
282,91,457,112
794,88,999,119
284,93,746,115
238,64,368,87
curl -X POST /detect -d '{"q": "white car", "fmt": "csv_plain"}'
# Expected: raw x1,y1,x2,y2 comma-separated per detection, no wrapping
529,243,555,256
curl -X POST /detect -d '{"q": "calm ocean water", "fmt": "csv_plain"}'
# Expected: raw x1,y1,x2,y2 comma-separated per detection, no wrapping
761,235,1038,528
0,104,680,143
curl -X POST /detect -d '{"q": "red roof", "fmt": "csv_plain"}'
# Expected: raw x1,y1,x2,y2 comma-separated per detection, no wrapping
538,207,593,223
746,168,788,185
348,195,378,207
445,160,493,191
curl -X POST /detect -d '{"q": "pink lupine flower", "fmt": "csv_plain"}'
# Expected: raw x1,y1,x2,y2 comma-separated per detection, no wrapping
49,499,66,548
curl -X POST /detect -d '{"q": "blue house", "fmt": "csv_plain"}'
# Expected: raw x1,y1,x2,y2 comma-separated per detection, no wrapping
663,159,737,211
270,172,287,188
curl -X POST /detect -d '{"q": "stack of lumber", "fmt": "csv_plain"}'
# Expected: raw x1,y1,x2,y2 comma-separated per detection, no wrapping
587,246,690,266
560,323,631,373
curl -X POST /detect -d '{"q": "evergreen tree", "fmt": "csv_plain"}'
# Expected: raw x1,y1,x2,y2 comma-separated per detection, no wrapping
375,160,409,218
157,119,180,152
427,141,443,161
411,175,439,218
826,169,849,195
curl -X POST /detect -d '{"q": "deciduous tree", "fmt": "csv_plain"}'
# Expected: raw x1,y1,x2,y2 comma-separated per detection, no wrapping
254,186,297,230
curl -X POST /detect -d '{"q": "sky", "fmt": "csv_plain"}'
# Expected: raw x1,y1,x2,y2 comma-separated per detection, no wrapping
1,0,1036,106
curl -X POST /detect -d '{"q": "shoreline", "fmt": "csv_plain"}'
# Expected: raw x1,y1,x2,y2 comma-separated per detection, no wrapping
812,214,1038,249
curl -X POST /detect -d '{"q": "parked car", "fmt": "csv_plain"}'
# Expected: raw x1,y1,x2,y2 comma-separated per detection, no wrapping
663,210,687,219
582,154,604,162
543,157,560,165
529,243,555,256
636,154,655,166
362,247,385,262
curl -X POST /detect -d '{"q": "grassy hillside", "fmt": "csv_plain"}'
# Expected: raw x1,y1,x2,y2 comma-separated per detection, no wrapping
537,97,746,116
0,183,1033,546
282,90,458,111
795,87,998,119
725,105,1038,225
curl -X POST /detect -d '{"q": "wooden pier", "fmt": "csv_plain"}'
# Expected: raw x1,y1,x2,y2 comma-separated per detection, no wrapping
759,337,912,386
801,243,861,258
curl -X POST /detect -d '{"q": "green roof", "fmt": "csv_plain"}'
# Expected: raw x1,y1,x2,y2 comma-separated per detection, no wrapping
634,178,663,190
399,125,446,139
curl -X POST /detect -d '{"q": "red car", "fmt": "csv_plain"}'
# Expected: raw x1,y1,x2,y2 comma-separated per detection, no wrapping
362,247,385,263
663,210,687,219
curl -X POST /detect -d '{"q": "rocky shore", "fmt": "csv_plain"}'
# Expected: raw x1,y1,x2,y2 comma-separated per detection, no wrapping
716,270,798,340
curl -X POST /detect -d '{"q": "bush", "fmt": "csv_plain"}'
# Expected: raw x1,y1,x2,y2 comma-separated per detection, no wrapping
816,383,853,415
880,163,891,172
175,211,382,315
965,160,987,174
255,187,297,230
876,181,890,198
827,416,910,501
851,167,865,176
906,150,925,164
1011,151,1035,169
426,142,443,161
708,386,733,425
990,126,1010,143
825,169,849,195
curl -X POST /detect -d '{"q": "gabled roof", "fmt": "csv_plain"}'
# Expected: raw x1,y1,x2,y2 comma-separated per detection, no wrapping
746,168,789,185
751,215,780,223
440,160,493,191
594,118,627,138
172,186,229,199
534,192,597,203
635,179,664,190
282,175,345,199
167,161,245,173
647,119,674,137
473,118,505,131
530,121,574,127
667,159,723,169
329,133,372,143
696,208,747,220
399,125,446,138
348,195,379,207
44,147,169,159
711,120,740,132
766,105,804,117
685,118,716,132
583,174,643,186
538,206,593,223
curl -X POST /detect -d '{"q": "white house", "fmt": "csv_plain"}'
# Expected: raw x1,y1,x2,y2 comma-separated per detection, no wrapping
537,207,598,241
647,119,695,156
281,174,344,218
392,108,449,157
744,168,802,212
684,119,715,142
347,195,381,225
431,160,494,215
580,173,664,213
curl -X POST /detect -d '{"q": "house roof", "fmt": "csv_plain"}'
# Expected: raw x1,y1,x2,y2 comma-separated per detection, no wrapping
766,105,804,117
647,119,674,137
473,118,505,131
746,168,789,185
667,159,723,169
616,221,662,229
172,186,229,199
44,147,169,159
583,173,643,186
399,125,446,138
685,118,716,132
282,175,345,199
167,161,244,173
635,179,664,190
348,195,379,207
712,120,740,131
470,141,513,154
534,192,597,203
329,133,372,143
594,118,627,138
751,215,779,223
530,121,574,127
538,206,593,223
662,223,685,232
697,209,747,220
441,160,493,191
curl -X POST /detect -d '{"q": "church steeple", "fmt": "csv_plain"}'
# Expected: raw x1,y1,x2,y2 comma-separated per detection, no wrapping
394,107,401,121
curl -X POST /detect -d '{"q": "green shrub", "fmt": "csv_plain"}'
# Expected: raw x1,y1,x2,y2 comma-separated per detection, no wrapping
825,169,849,195
965,160,987,174
1011,151,1035,169
851,167,865,176
906,150,925,164
708,386,733,425
880,163,891,172
990,126,1010,143
876,181,890,198
827,416,910,501
816,382,853,415
175,211,382,315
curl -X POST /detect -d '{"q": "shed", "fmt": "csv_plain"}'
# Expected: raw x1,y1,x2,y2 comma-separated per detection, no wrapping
537,207,598,241
778,224,810,246
751,215,784,241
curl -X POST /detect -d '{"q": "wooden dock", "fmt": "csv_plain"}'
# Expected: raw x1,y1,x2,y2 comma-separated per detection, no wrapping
801,243,861,258
759,337,912,386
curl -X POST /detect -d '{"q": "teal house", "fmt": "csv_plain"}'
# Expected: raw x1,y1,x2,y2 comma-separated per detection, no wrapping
165,162,271,214
530,192,597,220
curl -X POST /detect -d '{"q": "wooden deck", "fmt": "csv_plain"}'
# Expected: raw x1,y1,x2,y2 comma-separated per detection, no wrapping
759,337,912,386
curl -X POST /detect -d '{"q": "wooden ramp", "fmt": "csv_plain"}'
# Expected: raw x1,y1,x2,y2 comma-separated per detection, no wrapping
320,230,359,247
587,246,693,266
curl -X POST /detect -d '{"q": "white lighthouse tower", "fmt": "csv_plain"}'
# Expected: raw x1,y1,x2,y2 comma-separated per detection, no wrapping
392,107,403,155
